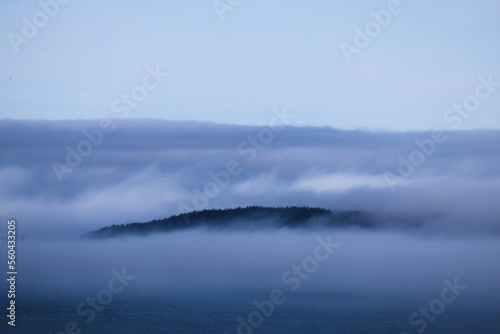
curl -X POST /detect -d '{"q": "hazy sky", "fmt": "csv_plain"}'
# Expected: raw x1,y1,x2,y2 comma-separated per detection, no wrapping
1,0,499,130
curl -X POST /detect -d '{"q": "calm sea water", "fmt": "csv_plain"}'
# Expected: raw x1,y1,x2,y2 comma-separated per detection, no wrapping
2,295,499,334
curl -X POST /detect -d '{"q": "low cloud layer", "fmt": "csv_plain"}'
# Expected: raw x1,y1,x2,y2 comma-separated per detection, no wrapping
1,119,499,238
1,119,499,318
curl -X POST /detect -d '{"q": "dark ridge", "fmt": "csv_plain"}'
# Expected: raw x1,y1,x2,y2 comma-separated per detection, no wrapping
84,206,376,239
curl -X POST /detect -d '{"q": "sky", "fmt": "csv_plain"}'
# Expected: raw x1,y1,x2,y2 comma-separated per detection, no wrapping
1,0,500,130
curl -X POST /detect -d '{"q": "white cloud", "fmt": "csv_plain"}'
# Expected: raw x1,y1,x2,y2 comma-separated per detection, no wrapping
292,173,388,193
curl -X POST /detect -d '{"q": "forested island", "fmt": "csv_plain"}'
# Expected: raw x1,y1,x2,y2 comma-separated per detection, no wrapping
85,206,383,239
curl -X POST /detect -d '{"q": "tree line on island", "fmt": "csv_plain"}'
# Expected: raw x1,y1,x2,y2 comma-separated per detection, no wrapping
84,206,384,239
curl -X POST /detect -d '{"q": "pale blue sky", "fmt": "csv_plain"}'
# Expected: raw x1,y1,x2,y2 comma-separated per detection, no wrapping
1,0,499,130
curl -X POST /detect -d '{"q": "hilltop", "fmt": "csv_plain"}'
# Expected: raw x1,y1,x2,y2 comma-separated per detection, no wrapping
85,206,378,239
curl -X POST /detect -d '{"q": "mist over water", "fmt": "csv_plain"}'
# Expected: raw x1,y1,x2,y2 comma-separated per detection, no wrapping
11,227,500,311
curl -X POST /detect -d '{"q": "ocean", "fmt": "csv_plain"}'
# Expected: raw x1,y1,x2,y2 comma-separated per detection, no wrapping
3,295,499,334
